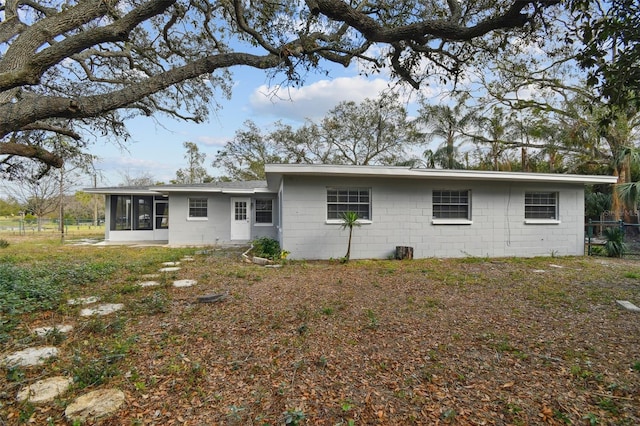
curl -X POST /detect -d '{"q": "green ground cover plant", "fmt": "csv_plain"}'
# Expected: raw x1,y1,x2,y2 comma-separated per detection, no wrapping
251,236,283,261
0,234,638,424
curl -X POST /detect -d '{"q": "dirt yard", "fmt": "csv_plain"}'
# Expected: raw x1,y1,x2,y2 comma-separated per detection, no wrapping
1,244,639,425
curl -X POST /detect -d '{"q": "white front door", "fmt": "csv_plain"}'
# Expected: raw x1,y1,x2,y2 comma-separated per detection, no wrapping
230,197,251,240
153,200,169,241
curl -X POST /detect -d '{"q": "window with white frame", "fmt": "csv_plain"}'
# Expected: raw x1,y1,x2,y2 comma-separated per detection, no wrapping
432,190,471,219
326,188,371,220
188,197,208,218
525,192,558,219
255,199,273,224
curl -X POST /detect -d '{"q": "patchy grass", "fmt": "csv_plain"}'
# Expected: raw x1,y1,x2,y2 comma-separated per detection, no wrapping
0,237,639,424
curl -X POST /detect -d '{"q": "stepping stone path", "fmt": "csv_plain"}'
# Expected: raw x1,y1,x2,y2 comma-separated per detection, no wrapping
33,324,73,336
2,346,59,367
65,388,125,423
7,254,202,422
141,273,160,279
173,279,197,288
67,296,100,305
80,303,124,317
17,376,73,404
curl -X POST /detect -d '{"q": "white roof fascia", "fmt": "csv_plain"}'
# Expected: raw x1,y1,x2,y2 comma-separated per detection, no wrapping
264,164,618,185
151,187,273,194
153,187,223,193
221,189,259,194
83,188,162,195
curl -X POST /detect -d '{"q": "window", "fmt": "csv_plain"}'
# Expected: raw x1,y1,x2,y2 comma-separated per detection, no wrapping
234,200,247,220
432,190,471,220
525,192,558,220
155,201,169,229
110,195,154,230
255,199,273,224
327,188,371,220
111,195,132,230
134,196,152,230
188,197,208,218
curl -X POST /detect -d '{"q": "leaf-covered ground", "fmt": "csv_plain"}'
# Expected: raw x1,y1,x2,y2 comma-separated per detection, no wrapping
1,240,639,425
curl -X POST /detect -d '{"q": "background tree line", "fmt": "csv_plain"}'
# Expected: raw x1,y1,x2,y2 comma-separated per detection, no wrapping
2,1,636,174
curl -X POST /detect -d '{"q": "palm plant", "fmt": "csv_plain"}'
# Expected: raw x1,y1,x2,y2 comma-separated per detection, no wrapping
603,227,626,258
418,101,473,170
340,211,361,262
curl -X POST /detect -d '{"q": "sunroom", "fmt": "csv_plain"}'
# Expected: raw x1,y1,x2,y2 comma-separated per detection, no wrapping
103,187,169,242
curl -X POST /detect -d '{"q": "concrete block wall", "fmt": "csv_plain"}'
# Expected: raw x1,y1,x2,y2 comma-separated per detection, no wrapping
280,175,585,259
168,194,277,245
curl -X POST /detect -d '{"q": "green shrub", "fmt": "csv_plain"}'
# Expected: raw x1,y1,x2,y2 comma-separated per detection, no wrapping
603,227,626,258
0,239,9,248
251,237,282,261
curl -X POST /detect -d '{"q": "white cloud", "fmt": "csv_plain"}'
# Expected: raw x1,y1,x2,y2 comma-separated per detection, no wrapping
196,135,229,148
94,156,176,185
248,76,392,122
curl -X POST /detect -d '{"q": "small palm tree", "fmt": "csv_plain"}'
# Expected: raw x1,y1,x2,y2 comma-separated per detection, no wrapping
603,227,626,258
340,211,361,262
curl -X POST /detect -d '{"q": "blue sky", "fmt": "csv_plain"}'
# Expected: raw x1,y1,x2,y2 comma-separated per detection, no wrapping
91,62,436,187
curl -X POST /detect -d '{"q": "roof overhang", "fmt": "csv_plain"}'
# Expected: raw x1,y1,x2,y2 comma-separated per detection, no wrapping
83,187,163,196
150,186,273,194
264,164,618,186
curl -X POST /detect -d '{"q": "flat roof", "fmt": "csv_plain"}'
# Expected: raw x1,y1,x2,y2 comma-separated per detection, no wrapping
264,164,618,186
83,186,164,195
85,165,618,195
152,180,271,194
84,180,273,195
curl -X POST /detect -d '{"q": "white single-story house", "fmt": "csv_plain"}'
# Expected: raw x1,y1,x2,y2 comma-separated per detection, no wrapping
85,164,617,259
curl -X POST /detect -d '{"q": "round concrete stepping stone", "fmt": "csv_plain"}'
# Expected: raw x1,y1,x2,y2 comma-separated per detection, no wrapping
17,376,73,403
33,324,73,336
67,296,100,305
65,388,125,422
2,347,58,367
80,303,124,317
181,256,195,261
139,281,160,288
173,279,197,288
159,267,181,272
161,261,180,266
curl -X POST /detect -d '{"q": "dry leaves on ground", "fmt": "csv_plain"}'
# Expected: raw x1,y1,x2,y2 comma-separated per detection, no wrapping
1,248,639,425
